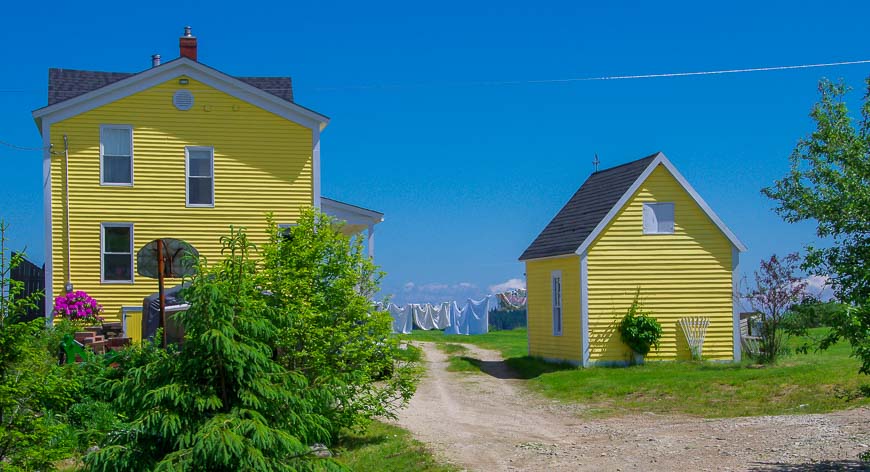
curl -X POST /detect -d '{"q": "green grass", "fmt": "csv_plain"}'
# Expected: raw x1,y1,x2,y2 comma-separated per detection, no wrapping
403,328,528,359
405,327,870,418
334,421,457,472
432,343,479,372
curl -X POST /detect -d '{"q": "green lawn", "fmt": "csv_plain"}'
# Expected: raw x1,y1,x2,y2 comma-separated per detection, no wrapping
334,421,456,472
403,328,528,359
403,328,870,418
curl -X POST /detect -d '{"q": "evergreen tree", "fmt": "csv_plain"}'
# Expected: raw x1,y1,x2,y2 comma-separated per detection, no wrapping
86,227,338,471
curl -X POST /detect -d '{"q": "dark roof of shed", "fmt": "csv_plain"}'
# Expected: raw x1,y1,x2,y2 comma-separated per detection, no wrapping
47,67,294,106
519,153,659,261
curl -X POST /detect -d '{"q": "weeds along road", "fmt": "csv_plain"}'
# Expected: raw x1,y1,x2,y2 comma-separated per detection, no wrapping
393,342,870,471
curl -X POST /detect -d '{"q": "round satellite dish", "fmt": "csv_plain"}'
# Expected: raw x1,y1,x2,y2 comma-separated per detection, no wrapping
137,238,199,279
173,89,194,111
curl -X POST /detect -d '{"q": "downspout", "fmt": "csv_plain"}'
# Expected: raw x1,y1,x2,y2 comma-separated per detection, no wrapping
63,135,72,293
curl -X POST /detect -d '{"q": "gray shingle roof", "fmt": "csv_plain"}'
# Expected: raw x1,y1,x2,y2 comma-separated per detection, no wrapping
47,68,294,106
48,69,133,105
519,153,659,261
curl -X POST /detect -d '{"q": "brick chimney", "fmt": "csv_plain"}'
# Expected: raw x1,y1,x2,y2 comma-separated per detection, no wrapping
179,26,197,61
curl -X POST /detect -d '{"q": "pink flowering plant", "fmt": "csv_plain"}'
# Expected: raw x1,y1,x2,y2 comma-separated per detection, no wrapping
53,290,104,325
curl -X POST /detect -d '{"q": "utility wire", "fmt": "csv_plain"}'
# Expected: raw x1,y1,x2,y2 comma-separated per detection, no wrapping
0,140,51,152
0,58,867,95
313,58,870,91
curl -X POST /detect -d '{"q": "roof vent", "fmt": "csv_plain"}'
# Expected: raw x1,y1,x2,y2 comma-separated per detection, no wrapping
173,89,194,111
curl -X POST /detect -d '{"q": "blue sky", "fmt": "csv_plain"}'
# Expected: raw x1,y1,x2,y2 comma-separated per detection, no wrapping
1,1,867,304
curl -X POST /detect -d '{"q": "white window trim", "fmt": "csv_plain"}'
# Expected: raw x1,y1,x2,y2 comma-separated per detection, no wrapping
277,223,296,237
552,270,562,336
642,202,675,235
100,222,134,284
185,146,215,208
99,124,134,186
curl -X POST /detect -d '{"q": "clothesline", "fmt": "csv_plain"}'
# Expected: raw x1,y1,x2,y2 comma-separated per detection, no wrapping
381,289,527,335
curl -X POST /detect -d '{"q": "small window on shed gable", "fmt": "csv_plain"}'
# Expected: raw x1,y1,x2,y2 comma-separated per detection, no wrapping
642,202,675,234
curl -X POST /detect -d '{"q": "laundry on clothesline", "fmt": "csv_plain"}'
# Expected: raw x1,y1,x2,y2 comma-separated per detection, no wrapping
442,296,491,335
496,289,527,311
387,303,414,334
382,295,502,335
411,302,451,330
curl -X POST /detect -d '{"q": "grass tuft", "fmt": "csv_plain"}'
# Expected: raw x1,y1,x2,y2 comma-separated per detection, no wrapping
334,421,457,471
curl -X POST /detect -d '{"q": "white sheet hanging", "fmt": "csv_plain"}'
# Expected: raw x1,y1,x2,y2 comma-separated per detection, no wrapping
466,296,491,335
444,296,490,335
412,302,451,330
388,303,414,334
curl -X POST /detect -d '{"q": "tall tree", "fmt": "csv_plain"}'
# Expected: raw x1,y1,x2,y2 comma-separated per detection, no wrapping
763,78,870,373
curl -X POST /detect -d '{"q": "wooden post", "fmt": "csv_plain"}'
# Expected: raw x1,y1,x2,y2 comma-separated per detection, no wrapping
157,239,166,347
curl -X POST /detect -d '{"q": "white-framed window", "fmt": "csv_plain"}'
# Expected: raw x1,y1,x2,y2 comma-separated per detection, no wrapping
277,223,296,238
642,202,675,234
101,223,134,283
552,271,562,336
186,146,214,207
100,125,133,185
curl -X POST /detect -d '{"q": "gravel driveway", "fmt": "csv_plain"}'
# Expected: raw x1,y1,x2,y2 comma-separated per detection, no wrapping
393,342,870,471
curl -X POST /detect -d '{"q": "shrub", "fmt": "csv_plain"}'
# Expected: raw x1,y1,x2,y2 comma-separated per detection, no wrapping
85,227,338,471
743,253,807,364
260,210,419,436
618,289,662,358
0,220,79,470
53,290,104,325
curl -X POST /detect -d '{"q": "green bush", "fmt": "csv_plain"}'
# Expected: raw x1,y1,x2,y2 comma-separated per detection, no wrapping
617,289,662,358
260,210,419,436
85,227,338,471
0,221,81,470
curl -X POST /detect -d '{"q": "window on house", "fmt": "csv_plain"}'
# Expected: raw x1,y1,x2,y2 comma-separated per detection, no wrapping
102,223,133,283
100,125,133,185
552,271,562,336
277,223,296,239
642,202,675,234
186,147,214,207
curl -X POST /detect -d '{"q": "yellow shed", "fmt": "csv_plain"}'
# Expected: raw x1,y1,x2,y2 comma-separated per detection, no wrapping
519,152,746,366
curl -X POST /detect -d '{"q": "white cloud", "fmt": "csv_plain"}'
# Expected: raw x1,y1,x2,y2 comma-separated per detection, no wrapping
489,278,526,294
386,281,482,305
802,275,835,301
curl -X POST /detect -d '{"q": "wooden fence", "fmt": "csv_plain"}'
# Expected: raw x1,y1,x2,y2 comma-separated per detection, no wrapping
10,252,45,321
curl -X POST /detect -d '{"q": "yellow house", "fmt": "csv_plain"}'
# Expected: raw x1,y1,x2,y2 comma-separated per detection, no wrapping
519,152,746,366
31,27,383,332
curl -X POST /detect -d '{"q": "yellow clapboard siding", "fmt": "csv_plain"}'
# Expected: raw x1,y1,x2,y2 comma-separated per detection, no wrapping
49,76,313,320
587,165,733,362
525,256,581,363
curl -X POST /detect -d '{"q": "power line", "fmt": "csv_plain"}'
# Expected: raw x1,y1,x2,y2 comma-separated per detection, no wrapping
313,58,870,91
0,140,50,152
0,58,867,95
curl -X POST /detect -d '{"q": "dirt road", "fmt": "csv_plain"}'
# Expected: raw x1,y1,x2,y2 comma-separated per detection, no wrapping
393,342,870,471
